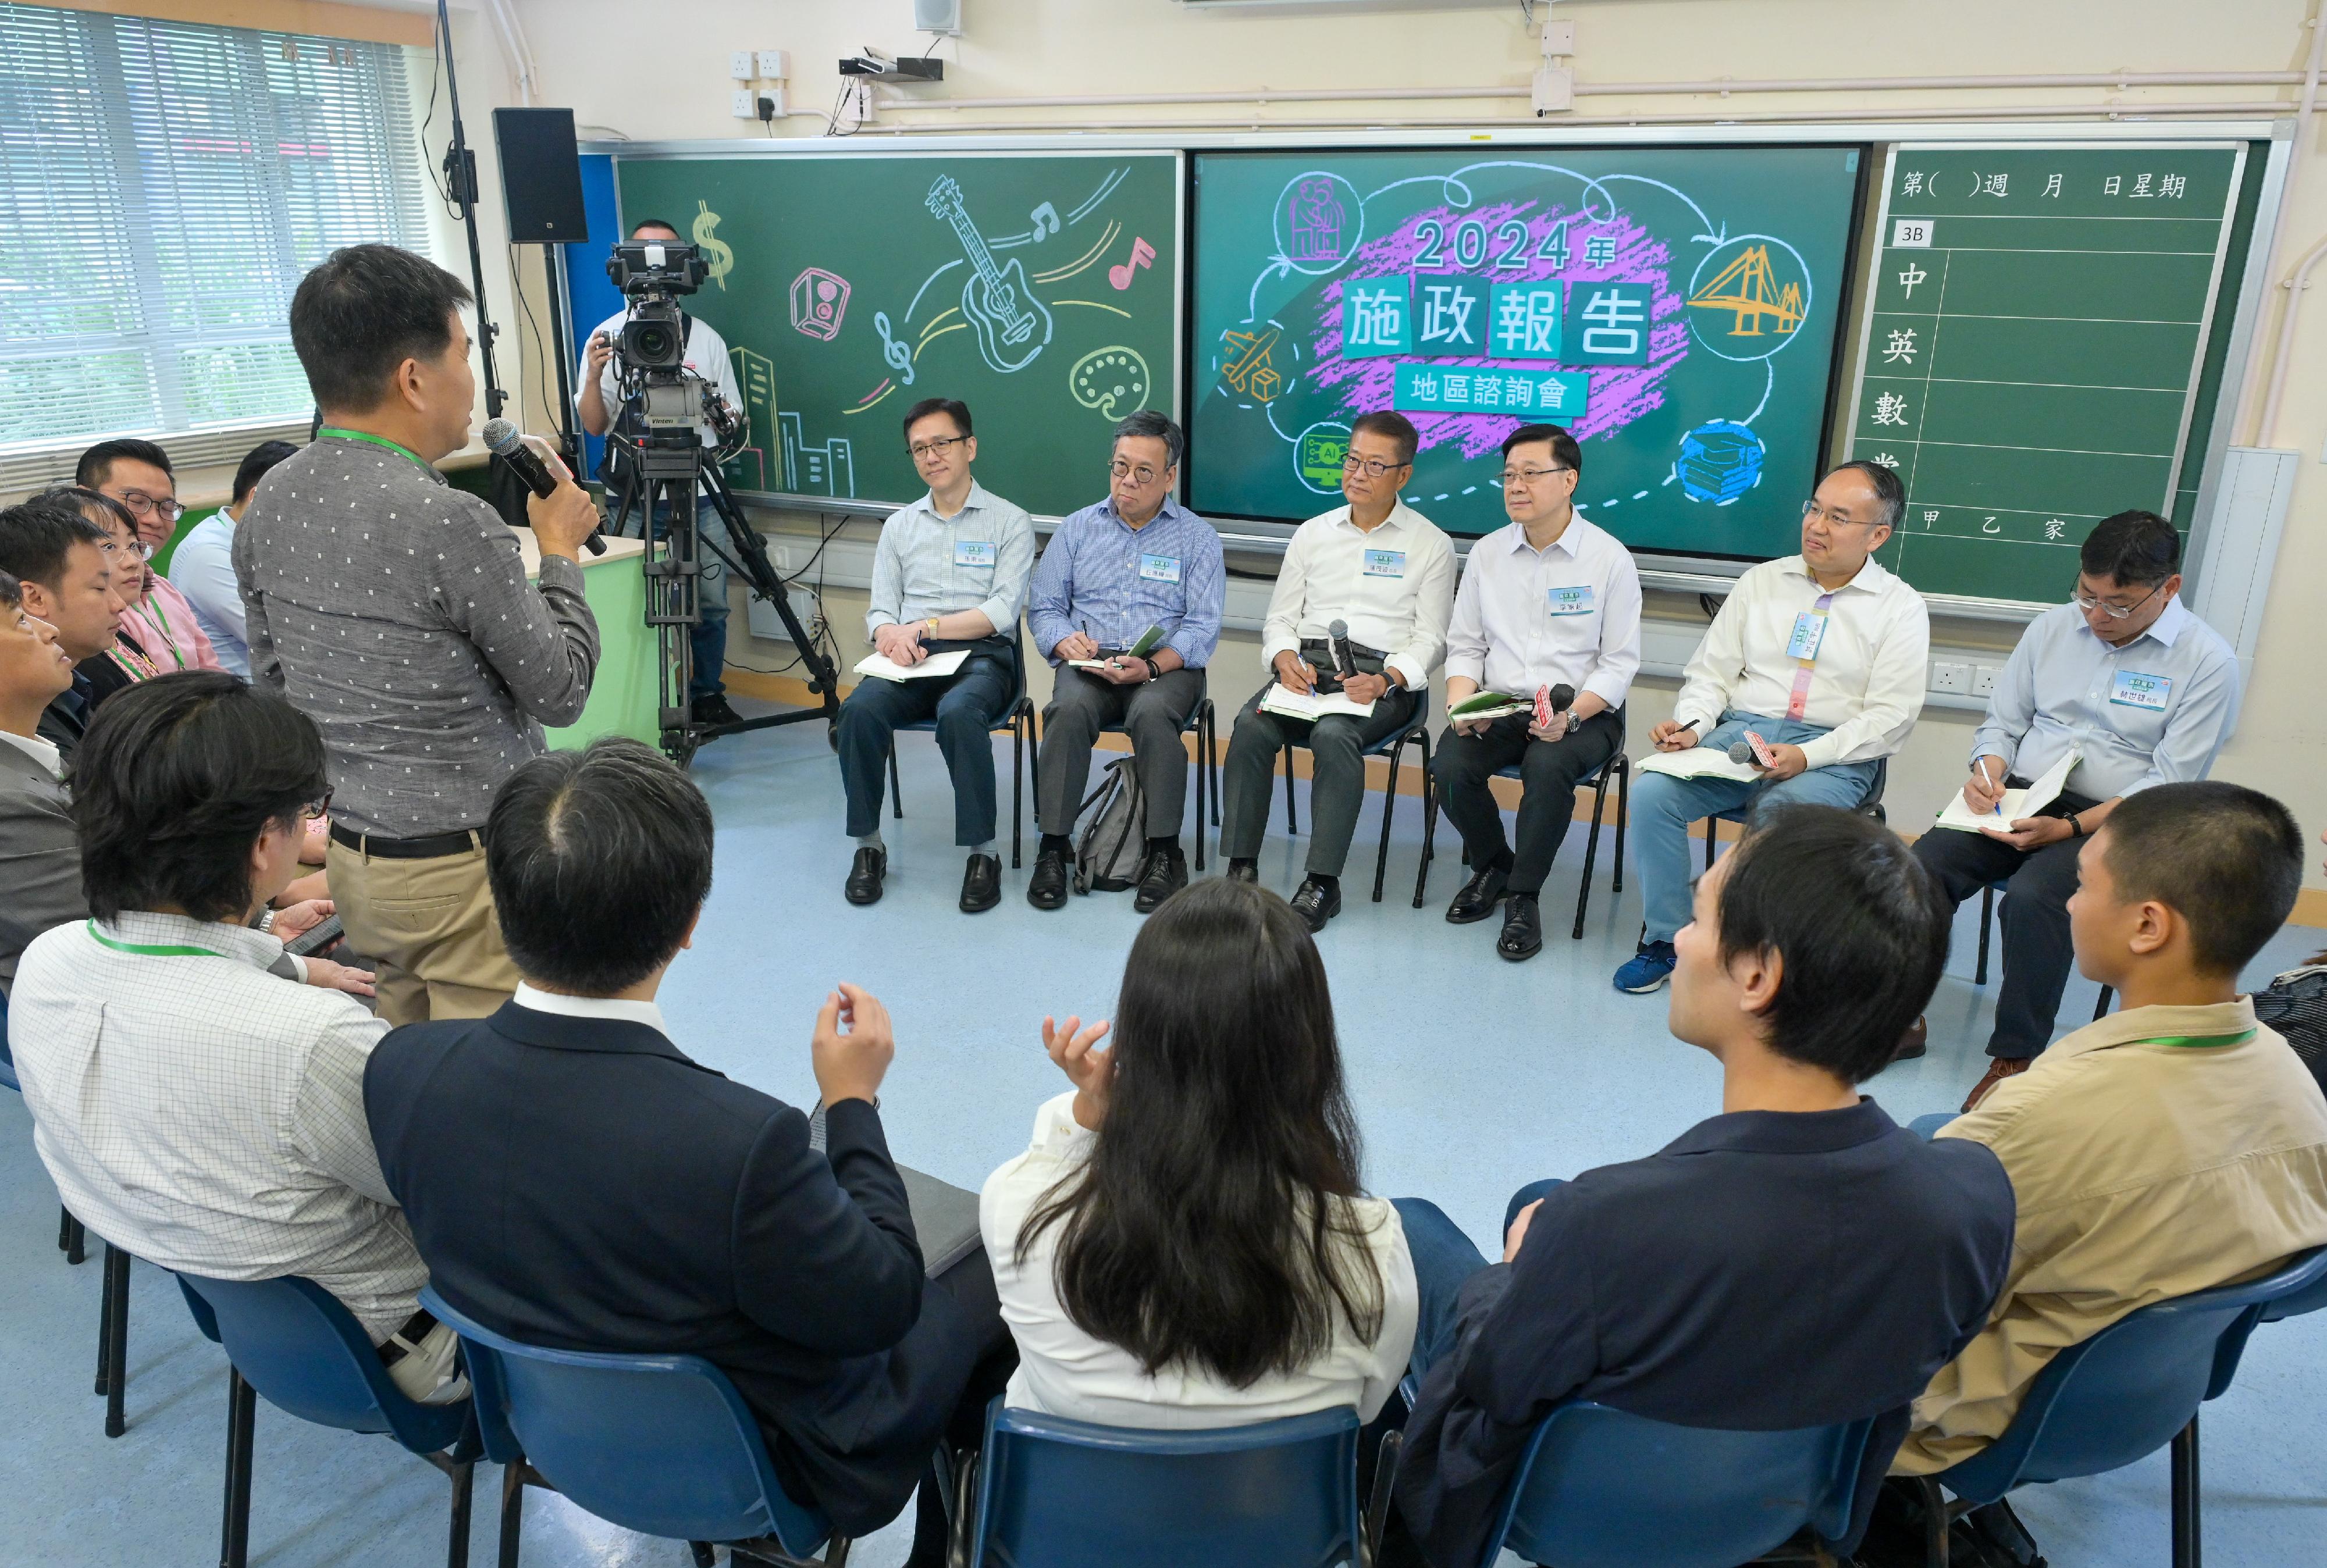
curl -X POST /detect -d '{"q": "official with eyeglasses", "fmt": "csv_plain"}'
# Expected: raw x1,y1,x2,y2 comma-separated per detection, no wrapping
1614,459,1929,995
1913,509,2240,1111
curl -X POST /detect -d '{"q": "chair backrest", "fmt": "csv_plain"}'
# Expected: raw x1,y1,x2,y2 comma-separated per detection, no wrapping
420,1288,831,1555
1485,1401,1876,1568
967,1400,1362,1568
174,1273,469,1456
2258,1246,2327,1325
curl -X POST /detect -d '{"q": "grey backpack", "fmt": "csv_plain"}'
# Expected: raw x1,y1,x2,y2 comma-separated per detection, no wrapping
1073,756,1147,895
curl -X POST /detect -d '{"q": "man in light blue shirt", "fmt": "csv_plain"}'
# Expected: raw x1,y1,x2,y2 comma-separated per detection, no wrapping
166,439,297,679
1026,411,1223,912
1915,509,2241,1110
838,398,1034,915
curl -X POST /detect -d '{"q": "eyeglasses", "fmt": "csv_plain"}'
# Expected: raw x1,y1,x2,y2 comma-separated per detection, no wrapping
1109,459,1165,486
2071,580,2165,620
300,790,333,822
96,536,154,561
112,490,185,523
1801,499,1883,529
907,434,967,461
1342,454,1411,478
1498,465,1572,487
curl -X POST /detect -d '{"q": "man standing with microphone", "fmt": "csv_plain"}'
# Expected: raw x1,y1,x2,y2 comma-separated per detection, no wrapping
237,244,602,1027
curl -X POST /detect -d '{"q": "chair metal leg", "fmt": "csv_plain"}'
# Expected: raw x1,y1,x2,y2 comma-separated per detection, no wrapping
2095,985,2115,1021
100,1242,131,1435
887,743,903,820
1282,743,1299,834
1611,755,1629,893
1914,1477,1949,1568
1975,884,1994,985
223,1368,257,1568
1206,702,1221,829
688,1546,716,1568
64,1209,85,1264
1412,769,1437,908
446,1458,475,1568
1705,813,1718,872
1191,712,1208,872
824,1536,851,1566
1010,707,1027,869
1372,738,1403,903
500,1462,529,1568
2172,1416,2201,1568
1573,764,1611,940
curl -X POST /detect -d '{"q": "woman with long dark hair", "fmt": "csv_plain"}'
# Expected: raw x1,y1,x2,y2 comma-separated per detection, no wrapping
980,876,1415,1424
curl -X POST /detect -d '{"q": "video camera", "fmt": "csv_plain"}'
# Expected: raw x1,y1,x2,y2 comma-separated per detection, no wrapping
601,239,739,450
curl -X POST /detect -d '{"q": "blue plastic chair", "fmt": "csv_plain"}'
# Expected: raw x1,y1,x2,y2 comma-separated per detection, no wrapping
883,630,1039,868
175,1272,478,1568
1440,747,1631,936
421,1287,847,1567
1703,757,1888,872
1473,1400,1876,1568
1271,685,1436,905
1913,1245,2327,1568
958,1398,1370,1568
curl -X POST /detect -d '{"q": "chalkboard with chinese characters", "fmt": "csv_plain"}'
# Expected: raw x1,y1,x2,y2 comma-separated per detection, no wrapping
1848,143,2258,604
1188,147,1864,551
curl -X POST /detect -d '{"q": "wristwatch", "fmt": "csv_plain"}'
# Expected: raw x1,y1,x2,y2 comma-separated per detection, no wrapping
924,616,940,639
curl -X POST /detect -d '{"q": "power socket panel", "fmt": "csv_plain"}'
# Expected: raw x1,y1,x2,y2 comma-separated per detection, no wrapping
1931,661,1973,694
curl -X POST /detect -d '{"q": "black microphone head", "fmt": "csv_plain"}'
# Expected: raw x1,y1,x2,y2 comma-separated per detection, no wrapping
1548,683,1575,712
1328,618,1348,640
1729,742,1755,765
481,417,521,455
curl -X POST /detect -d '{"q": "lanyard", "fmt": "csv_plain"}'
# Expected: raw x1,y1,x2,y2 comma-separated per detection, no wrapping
130,593,187,672
317,427,430,471
2132,1029,2258,1050
84,921,229,960
106,632,163,683
1785,591,1835,721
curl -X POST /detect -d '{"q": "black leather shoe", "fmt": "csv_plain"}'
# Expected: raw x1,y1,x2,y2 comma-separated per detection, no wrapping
1027,847,1071,910
1133,847,1188,913
1496,893,1544,961
1289,876,1341,933
1225,860,1258,884
960,853,1001,914
844,846,885,906
692,692,743,728
1445,862,1509,924
1894,1015,1929,1063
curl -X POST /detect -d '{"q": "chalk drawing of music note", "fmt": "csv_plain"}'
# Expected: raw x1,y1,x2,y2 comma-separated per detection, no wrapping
1108,236,1157,291
874,311,914,386
1029,202,1061,242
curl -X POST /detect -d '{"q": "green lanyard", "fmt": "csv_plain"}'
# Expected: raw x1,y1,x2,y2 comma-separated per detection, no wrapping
316,427,430,471
2136,1029,2258,1050
83,921,228,961
131,593,187,672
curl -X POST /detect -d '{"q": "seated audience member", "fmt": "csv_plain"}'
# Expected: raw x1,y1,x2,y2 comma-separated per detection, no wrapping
168,438,299,679
1895,781,2327,1477
1616,460,1928,994
49,488,166,706
74,440,222,674
1913,511,2241,1110
1026,411,1224,911
0,496,126,757
1218,412,1454,932
0,569,79,1004
838,397,1034,913
363,739,1013,1562
983,876,1417,1426
5,674,450,1399
1390,808,2015,1568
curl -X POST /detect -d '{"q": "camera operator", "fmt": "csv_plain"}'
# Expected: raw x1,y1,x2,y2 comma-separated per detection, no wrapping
579,218,747,730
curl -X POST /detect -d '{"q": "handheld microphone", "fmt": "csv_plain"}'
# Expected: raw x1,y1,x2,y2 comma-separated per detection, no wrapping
483,418,606,556
1326,618,1358,681
1730,742,1757,765
1547,683,1575,714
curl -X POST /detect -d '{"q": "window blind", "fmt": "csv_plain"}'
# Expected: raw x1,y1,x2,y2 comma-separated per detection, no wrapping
0,3,426,459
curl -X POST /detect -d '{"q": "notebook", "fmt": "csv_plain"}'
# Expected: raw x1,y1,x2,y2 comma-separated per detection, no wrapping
1066,624,1166,671
853,648,970,683
1449,690,1529,722
1933,750,2080,835
807,1104,985,1278
1258,683,1378,721
1635,746,1762,784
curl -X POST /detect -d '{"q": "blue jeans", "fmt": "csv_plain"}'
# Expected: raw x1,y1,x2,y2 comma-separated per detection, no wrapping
634,497,730,700
1631,712,1884,942
1392,1179,1567,1384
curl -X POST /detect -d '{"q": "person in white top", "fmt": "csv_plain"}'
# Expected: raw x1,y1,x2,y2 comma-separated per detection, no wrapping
981,876,1417,1430
1219,412,1457,932
579,218,748,728
1432,423,1642,962
8,673,459,1403
1614,459,1929,995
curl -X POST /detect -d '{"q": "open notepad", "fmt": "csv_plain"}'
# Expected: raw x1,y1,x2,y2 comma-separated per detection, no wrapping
1933,750,2080,835
1066,624,1167,672
1448,691,1529,722
852,648,970,683
1635,746,1763,784
1258,683,1378,721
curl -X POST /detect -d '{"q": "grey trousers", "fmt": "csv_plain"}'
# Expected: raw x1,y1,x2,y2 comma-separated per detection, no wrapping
1219,681,1418,877
1036,667,1205,837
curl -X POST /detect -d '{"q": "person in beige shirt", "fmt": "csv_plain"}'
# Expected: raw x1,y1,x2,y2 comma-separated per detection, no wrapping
1895,779,2327,1476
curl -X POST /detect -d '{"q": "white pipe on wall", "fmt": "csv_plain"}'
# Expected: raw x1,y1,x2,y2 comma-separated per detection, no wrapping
2257,3,2327,447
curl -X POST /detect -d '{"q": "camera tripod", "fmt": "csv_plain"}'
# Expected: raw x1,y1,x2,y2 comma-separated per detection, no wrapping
604,429,839,765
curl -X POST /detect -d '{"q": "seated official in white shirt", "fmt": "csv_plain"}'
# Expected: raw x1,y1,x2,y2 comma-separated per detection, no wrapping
167,438,298,680
1219,412,1455,932
8,673,460,1403
1616,459,1929,995
982,877,1417,1430
1431,423,1642,962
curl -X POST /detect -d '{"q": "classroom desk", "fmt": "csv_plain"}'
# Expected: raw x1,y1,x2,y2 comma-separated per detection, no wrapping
511,529,660,750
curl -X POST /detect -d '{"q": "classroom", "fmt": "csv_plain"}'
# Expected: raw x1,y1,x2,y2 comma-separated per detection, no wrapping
3,2,2326,1566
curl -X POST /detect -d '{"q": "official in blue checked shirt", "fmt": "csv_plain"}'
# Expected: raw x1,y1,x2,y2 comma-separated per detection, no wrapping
1913,509,2241,1113
1025,411,1224,912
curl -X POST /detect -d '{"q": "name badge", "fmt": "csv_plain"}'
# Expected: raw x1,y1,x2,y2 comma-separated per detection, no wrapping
1787,611,1829,662
1138,553,1182,585
1548,585,1596,616
1362,548,1406,579
2109,669,2172,711
954,540,996,568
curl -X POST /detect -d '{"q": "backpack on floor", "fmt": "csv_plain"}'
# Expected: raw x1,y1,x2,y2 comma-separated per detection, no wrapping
1073,756,1147,895
2257,964,2327,1100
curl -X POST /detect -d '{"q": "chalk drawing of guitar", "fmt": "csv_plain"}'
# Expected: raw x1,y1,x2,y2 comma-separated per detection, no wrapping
926,176,1054,374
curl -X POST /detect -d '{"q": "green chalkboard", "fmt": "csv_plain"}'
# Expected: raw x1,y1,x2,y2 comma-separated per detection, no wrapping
1849,143,2258,603
1187,147,1865,550
612,152,1180,516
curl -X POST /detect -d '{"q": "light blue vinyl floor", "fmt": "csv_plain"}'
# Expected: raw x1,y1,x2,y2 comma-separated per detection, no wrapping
3,716,2323,1566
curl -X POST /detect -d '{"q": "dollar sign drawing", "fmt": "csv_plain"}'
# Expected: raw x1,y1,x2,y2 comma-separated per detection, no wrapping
874,311,914,385
692,200,734,291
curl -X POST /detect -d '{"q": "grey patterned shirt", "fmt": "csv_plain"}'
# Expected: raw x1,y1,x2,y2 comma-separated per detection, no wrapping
235,432,600,838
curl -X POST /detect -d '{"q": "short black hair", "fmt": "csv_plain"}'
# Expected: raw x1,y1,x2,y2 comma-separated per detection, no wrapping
1714,806,1950,1083
2101,782,2303,976
0,495,107,591
232,440,301,506
1113,409,1184,470
0,568,20,611
290,244,474,414
1823,459,1905,530
1501,422,1582,479
631,218,681,238
72,672,329,925
47,486,137,540
901,397,973,442
75,438,173,489
2079,509,2181,588
487,738,714,993
1349,409,1418,466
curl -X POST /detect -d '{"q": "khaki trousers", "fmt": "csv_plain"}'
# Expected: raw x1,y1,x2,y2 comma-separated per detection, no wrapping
326,837,519,1027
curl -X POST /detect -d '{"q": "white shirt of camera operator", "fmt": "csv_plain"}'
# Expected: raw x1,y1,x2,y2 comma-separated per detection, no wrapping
589,307,743,448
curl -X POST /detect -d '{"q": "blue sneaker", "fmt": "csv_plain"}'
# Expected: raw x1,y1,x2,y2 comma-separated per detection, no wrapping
1613,940,1678,993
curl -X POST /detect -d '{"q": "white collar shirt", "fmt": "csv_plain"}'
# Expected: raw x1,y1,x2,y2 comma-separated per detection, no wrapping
1674,554,1930,771
6,912,419,1340
0,727,62,779
864,480,1037,640
1260,500,1458,690
590,307,743,447
1442,514,1643,710
511,981,670,1035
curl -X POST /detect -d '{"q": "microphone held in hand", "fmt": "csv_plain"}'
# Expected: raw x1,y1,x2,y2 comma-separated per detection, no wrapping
1326,618,1358,681
483,418,605,555
1729,742,1757,765
1547,683,1575,714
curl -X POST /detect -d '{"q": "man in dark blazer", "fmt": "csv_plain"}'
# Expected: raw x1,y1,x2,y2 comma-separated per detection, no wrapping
0,564,84,1002
363,739,1012,1563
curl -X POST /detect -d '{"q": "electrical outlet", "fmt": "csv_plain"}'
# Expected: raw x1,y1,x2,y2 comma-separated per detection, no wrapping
728,50,754,80
757,49,788,79
1540,18,1576,54
757,87,787,122
1973,664,2002,698
1931,661,1972,694
731,88,758,119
